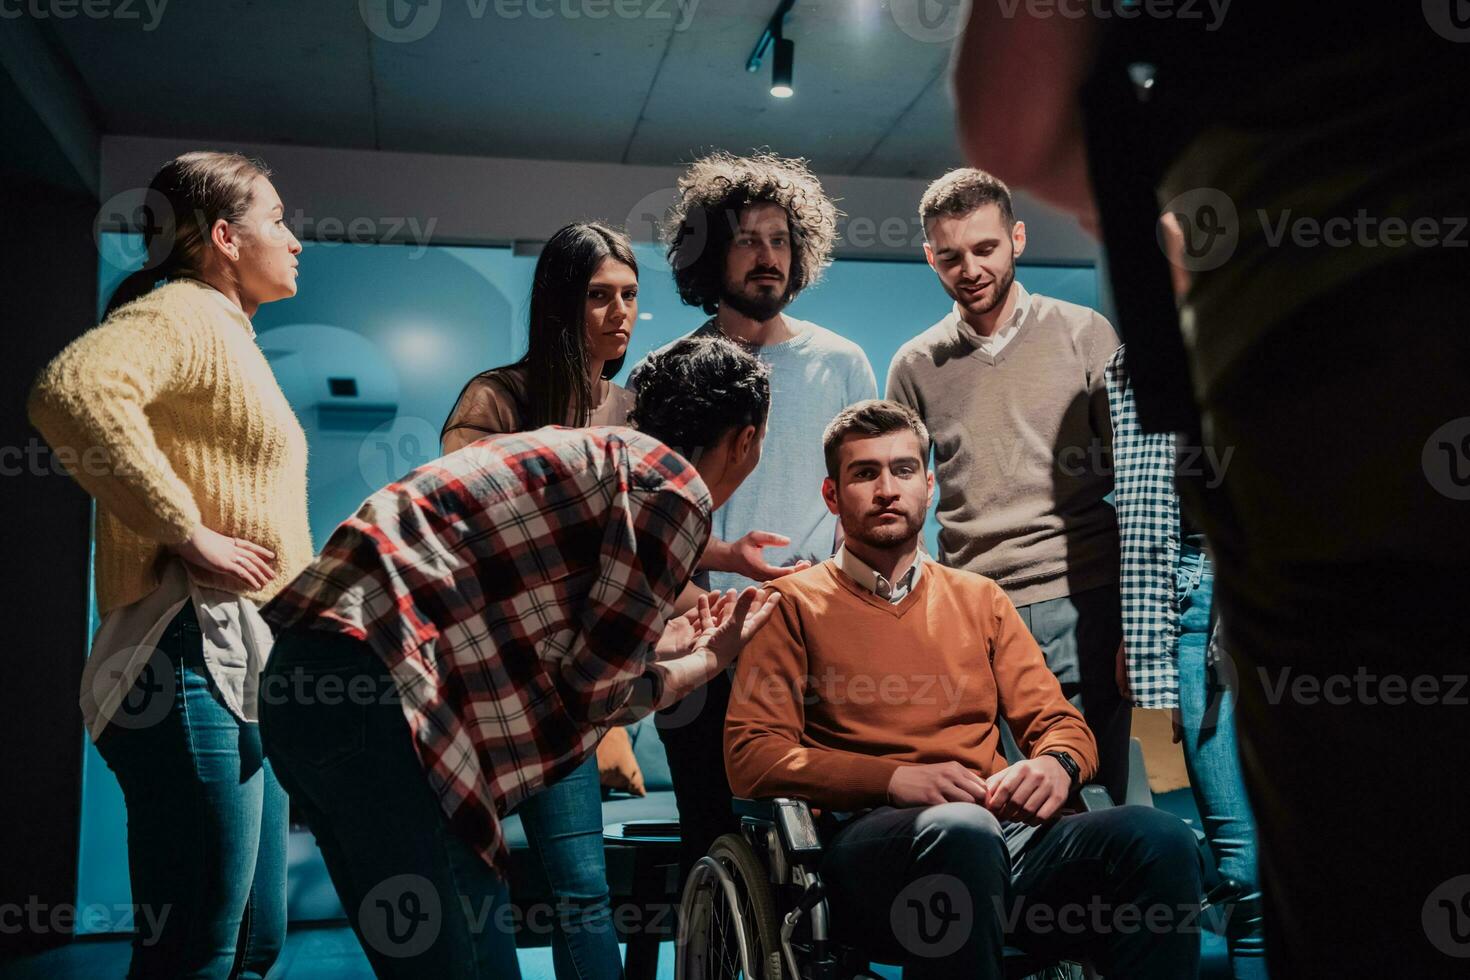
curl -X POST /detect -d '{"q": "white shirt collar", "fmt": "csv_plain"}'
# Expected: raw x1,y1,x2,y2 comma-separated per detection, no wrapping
835,545,923,603
953,280,1031,353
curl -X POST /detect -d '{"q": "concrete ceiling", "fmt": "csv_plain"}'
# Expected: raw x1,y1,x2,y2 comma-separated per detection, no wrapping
37,0,966,178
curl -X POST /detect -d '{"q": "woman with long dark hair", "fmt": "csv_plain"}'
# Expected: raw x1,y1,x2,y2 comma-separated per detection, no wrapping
441,221,641,980
443,222,638,447
28,152,311,978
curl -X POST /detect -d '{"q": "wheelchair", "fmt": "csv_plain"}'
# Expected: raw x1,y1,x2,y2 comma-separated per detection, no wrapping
674,787,1118,980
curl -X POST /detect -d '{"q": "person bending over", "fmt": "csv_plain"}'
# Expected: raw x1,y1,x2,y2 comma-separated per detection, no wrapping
258,336,781,980
441,221,646,980
725,400,1201,979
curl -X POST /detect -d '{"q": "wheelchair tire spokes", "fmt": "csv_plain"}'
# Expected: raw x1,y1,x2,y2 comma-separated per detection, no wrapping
676,835,785,979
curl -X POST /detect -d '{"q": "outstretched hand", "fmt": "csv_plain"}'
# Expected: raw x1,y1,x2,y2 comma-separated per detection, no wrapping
706,531,813,581
693,587,783,670
654,602,704,661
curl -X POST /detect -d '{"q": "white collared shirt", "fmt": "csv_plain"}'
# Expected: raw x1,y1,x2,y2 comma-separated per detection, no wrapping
835,545,923,604
956,281,1031,361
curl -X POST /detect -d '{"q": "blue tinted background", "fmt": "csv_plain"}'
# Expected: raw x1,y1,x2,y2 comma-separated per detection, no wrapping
76,233,1097,924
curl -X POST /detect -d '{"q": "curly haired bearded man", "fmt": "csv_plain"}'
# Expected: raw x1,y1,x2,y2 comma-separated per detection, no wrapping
638,152,879,880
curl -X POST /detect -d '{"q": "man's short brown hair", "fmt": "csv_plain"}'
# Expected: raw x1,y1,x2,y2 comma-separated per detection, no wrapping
919,168,1015,234
822,400,931,482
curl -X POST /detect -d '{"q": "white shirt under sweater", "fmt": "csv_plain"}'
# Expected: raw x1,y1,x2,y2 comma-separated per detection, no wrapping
834,545,923,604
957,281,1033,362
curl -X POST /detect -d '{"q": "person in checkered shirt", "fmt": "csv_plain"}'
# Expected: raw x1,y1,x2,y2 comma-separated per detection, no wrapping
1107,345,1265,975
257,336,782,979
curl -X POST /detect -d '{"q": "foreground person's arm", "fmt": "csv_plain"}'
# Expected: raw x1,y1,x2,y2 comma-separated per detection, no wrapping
953,3,1099,228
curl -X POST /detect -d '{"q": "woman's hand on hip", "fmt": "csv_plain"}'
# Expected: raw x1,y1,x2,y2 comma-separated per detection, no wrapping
174,525,276,592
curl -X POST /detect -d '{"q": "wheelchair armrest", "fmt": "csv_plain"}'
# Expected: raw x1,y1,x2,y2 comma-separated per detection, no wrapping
1079,784,1115,811
733,797,824,859
732,797,782,822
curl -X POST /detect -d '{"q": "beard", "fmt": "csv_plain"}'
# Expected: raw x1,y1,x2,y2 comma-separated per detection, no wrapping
951,258,1016,317
840,506,925,552
721,275,793,322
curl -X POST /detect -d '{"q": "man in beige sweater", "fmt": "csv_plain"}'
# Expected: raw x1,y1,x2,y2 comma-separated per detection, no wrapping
887,169,1128,804
725,401,1199,979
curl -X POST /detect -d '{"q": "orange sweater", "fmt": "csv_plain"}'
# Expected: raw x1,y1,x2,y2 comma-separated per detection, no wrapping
725,560,1099,810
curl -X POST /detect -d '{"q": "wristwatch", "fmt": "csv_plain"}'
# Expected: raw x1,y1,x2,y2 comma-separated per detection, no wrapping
1042,750,1081,790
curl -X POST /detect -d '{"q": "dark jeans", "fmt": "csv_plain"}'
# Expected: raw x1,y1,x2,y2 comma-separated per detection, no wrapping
820,803,1202,979
258,627,521,980
655,666,739,883
1013,584,1130,805
1178,245,1470,975
95,601,287,980
510,754,623,980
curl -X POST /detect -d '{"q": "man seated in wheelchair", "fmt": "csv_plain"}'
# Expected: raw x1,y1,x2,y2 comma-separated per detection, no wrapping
724,400,1202,979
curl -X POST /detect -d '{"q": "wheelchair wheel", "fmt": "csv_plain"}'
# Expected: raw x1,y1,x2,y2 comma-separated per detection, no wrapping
676,833,783,980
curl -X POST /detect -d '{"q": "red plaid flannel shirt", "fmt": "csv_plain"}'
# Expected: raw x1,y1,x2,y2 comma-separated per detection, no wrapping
263,426,711,872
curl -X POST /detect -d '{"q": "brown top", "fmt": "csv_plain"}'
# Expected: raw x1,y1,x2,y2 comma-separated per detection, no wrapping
441,364,637,452
724,559,1099,811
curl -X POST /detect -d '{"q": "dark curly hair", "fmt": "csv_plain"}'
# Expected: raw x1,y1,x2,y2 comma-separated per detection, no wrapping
664,151,840,315
627,336,771,458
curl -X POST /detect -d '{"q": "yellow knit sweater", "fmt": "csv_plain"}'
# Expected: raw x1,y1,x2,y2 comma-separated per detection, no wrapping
28,279,313,613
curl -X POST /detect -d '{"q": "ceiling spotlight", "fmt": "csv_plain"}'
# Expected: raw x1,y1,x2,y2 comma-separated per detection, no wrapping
771,38,794,98
746,0,797,98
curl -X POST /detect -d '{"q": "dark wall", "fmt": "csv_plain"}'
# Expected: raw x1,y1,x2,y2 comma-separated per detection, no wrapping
0,66,98,954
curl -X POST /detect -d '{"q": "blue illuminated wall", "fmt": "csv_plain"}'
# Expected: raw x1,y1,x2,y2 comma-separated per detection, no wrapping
76,233,1097,924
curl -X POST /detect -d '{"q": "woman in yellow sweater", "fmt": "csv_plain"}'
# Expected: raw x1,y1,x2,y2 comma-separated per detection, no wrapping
28,152,312,979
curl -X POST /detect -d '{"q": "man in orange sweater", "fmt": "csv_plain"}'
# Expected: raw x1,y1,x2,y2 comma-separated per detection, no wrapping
725,400,1201,978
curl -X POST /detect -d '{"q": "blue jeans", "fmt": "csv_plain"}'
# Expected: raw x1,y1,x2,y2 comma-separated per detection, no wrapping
95,601,287,980
511,755,623,980
1176,544,1266,978
259,627,521,979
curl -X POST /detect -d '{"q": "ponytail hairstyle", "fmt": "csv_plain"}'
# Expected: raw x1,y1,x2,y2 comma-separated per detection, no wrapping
518,221,640,429
104,151,271,317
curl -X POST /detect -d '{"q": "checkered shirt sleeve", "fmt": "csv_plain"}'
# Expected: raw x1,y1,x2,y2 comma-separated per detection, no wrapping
1105,347,1181,709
